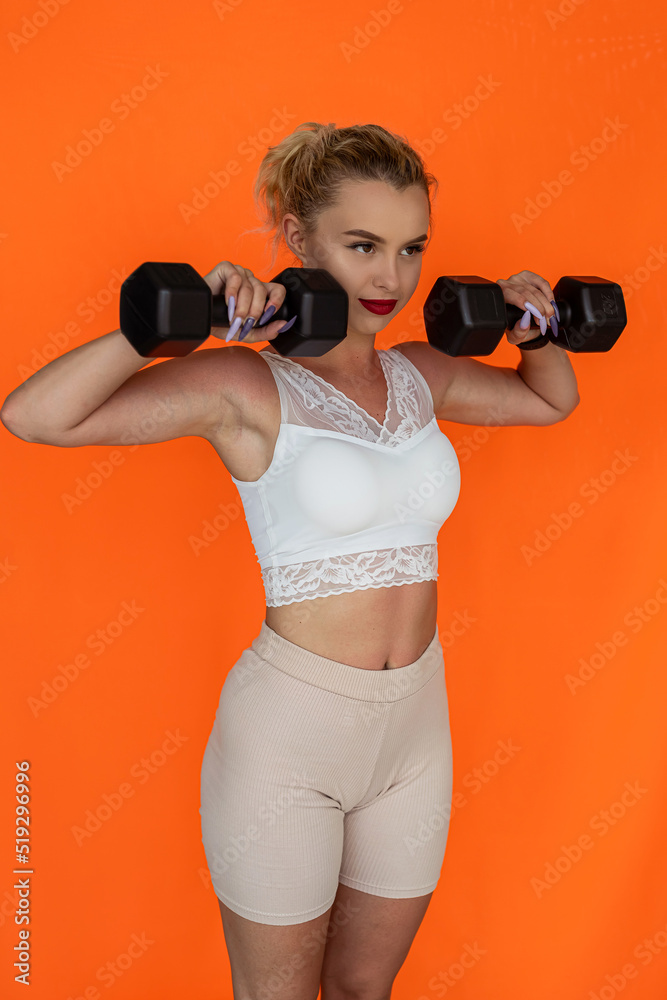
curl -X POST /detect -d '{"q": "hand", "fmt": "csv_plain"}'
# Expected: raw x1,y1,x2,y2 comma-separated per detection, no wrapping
496,269,560,345
202,261,296,344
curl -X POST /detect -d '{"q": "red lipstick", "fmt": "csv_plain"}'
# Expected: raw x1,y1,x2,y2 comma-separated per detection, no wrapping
359,299,397,315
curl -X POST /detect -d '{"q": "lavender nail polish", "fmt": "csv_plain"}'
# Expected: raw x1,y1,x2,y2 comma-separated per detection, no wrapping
520,309,531,330
227,295,236,325
258,304,277,326
225,316,243,341
551,299,560,323
276,314,297,334
238,317,256,341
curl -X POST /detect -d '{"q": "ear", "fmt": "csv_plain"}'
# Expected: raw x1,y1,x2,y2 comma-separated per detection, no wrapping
282,213,306,259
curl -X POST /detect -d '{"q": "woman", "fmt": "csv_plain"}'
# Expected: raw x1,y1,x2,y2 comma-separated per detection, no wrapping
1,121,578,1000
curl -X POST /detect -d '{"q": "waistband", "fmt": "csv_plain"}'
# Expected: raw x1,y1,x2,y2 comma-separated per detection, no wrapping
249,621,443,703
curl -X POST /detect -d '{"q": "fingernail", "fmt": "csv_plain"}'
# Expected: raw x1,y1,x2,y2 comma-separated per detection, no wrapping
520,309,531,330
276,314,297,334
551,299,560,323
538,313,547,335
549,315,559,338
225,316,243,341
238,316,256,341
227,295,236,324
258,304,276,326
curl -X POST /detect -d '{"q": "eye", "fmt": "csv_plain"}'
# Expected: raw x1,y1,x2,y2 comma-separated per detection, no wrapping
347,242,427,256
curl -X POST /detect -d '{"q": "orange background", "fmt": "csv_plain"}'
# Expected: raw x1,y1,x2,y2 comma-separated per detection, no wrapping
2,0,667,997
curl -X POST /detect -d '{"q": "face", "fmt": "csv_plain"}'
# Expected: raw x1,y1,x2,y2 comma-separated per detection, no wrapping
282,179,430,340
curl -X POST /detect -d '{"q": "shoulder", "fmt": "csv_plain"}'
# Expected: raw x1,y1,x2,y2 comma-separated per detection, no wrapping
390,340,454,414
194,344,280,427
192,343,273,388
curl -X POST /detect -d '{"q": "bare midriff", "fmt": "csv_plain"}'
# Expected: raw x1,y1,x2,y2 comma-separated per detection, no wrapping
264,579,438,670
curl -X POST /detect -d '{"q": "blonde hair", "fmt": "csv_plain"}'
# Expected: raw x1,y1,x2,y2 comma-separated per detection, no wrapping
244,121,438,271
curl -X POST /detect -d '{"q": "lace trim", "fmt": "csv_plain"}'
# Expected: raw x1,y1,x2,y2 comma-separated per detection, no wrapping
260,349,425,446
386,351,425,442
262,543,438,606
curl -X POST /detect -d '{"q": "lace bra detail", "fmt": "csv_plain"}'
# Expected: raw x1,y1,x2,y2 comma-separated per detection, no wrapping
229,347,459,607
261,544,439,605
258,347,432,445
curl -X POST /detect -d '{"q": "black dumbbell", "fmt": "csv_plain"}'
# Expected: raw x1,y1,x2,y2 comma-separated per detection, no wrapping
423,275,627,357
119,261,349,358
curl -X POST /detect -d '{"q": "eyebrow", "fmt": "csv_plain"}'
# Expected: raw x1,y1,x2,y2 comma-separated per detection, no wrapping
341,229,429,245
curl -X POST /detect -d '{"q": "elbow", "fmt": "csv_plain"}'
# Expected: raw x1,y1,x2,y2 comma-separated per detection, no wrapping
551,396,581,423
0,403,41,443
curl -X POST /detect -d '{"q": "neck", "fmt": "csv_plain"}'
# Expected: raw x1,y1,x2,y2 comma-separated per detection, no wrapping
304,330,381,381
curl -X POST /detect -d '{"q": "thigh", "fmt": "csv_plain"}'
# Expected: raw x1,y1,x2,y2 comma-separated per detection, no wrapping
200,648,350,924
338,665,454,897
218,896,335,1000
320,883,434,997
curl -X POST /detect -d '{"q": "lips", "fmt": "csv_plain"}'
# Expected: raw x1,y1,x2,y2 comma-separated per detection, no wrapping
359,299,398,315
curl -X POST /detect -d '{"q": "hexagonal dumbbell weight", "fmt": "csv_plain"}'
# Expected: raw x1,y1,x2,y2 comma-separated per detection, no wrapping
119,261,350,358
423,275,627,356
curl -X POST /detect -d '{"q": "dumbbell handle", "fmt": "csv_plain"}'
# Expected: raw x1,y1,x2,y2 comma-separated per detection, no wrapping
505,298,570,332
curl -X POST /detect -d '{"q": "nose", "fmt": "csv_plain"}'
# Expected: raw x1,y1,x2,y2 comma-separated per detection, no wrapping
372,258,401,294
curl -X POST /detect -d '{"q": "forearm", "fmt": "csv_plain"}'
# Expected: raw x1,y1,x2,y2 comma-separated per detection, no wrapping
516,340,580,415
1,329,153,436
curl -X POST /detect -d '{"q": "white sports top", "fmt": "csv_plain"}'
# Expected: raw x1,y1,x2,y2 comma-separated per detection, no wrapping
230,347,461,607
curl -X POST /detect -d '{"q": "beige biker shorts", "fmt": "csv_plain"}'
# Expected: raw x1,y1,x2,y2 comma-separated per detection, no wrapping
199,619,453,925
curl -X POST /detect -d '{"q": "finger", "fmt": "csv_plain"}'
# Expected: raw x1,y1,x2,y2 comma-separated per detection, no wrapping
516,270,556,307
257,281,288,327
521,300,546,330
231,312,295,345
502,288,549,335
235,274,291,341
203,261,246,322
226,268,257,328
234,274,285,341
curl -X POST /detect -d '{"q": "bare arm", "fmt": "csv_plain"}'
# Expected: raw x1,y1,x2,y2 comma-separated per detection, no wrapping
0,328,246,448
1,329,155,441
